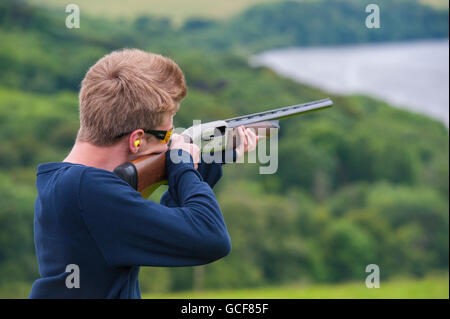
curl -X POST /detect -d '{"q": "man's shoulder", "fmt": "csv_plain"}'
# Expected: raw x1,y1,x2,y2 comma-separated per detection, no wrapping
79,165,128,186
77,165,137,202
36,162,128,195
36,162,88,193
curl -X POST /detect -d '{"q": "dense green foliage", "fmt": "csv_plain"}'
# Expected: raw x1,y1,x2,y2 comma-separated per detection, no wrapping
175,0,450,53
0,0,448,297
215,0,449,51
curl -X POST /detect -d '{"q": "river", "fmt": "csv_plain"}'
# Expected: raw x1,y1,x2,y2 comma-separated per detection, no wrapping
250,40,449,127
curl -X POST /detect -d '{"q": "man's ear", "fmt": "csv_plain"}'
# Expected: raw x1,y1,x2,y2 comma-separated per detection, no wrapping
128,129,145,153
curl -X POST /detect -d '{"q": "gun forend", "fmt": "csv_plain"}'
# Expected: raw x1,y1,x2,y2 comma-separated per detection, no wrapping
181,119,280,152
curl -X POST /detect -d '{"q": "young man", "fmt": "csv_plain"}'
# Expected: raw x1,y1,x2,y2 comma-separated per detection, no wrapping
29,49,257,298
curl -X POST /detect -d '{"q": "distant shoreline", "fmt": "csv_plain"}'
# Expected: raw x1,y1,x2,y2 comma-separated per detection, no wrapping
251,39,449,128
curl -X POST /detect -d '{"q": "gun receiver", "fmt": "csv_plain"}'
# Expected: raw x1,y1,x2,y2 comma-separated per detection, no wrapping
114,98,333,197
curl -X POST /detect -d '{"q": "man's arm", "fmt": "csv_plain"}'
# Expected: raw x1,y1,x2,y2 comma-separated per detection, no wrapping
160,149,236,207
160,124,255,208
79,149,230,268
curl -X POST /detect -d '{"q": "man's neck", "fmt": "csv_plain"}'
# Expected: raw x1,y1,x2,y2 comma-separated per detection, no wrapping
63,141,128,172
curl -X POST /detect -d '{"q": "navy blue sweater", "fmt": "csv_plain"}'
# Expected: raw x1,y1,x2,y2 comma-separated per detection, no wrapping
29,149,232,298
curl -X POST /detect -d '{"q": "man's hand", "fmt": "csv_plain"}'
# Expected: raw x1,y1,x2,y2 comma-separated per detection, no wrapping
169,133,200,169
169,126,258,168
235,126,258,161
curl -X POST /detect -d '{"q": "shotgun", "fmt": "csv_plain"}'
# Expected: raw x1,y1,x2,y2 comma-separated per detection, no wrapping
114,98,333,197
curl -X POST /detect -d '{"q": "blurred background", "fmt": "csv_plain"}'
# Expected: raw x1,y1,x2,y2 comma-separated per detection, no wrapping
0,0,448,298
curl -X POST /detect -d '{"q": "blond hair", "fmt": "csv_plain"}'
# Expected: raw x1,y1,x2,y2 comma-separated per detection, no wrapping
77,49,187,146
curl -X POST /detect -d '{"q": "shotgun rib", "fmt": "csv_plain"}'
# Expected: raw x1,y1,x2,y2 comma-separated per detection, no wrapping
225,98,333,128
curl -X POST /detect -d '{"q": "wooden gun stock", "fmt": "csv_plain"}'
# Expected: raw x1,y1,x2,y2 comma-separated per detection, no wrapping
114,152,167,198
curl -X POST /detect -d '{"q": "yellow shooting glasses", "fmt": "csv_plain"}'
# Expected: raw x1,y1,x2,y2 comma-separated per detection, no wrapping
143,128,173,144
115,128,173,144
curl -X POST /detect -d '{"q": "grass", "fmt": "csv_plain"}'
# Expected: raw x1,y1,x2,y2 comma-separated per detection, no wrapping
420,0,449,10
30,0,285,24
0,281,32,299
1,273,447,298
144,273,449,299
30,0,450,24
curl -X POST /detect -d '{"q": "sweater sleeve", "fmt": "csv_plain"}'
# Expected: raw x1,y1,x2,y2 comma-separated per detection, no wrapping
78,149,231,268
160,149,236,208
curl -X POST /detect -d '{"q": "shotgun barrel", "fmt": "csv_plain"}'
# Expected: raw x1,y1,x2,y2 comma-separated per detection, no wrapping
225,98,333,128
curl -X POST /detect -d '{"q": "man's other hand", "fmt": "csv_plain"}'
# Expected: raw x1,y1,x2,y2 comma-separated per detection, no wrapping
235,126,258,161
170,133,200,169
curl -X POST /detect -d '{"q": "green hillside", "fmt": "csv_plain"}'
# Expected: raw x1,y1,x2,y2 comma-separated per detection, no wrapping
178,0,449,52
